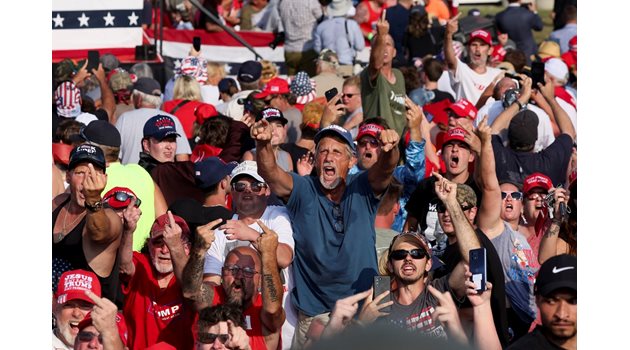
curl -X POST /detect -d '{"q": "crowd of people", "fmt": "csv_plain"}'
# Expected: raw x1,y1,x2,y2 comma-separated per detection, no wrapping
51,0,578,349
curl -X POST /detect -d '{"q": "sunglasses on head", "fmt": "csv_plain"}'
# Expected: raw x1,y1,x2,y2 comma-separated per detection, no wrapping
222,264,259,278
501,191,523,200
198,333,230,344
104,191,141,208
77,331,103,343
436,202,474,213
231,182,267,193
390,248,428,261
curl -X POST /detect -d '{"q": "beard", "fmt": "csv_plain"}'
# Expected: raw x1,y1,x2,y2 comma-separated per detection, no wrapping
150,251,174,274
225,279,251,307
56,320,78,346
319,174,342,190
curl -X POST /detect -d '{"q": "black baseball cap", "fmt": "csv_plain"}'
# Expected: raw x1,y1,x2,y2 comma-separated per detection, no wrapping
69,144,106,172
535,254,577,297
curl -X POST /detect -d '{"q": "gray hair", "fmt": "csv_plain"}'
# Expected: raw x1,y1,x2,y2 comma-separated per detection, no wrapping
133,90,163,108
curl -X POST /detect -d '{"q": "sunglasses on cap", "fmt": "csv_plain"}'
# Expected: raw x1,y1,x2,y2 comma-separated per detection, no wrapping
389,248,428,261
231,182,267,193
104,191,141,208
501,191,523,201
436,202,474,213
198,333,230,344
77,331,103,344
222,264,259,278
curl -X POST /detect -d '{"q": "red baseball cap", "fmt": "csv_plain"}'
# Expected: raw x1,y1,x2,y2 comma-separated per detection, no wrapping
78,311,129,346
255,77,289,99
523,172,553,196
55,269,102,305
150,213,191,240
441,127,470,148
423,99,451,126
103,187,139,210
356,123,385,141
446,99,477,120
469,29,492,46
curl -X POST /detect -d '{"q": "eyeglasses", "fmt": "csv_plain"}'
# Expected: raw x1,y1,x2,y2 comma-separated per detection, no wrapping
501,191,523,201
198,333,230,344
389,248,428,261
104,191,142,208
231,182,267,193
357,138,379,148
222,264,259,278
332,204,344,234
77,331,103,343
436,202,474,213
342,93,357,98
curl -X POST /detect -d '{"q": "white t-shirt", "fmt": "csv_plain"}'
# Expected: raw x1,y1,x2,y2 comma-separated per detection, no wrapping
203,205,297,350
475,101,555,153
449,59,502,105
52,332,72,350
201,85,220,106
556,97,577,137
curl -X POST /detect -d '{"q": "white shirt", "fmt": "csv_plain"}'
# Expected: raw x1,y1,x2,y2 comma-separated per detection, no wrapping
450,59,502,105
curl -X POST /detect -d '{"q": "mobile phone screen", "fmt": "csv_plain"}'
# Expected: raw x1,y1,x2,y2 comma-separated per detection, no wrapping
373,275,392,312
87,50,99,72
469,247,487,292
325,87,338,102
193,36,201,52
531,61,545,88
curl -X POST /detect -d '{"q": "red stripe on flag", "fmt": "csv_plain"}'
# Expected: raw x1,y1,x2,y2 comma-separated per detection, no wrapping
145,28,281,48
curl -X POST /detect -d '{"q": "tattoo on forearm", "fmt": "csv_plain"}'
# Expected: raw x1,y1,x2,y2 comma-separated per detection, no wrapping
263,274,279,303
183,253,205,299
545,223,560,238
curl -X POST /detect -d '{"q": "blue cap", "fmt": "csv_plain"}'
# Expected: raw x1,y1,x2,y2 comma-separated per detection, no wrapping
143,115,180,140
218,77,238,93
69,144,106,172
194,157,238,189
237,60,262,83
314,125,356,153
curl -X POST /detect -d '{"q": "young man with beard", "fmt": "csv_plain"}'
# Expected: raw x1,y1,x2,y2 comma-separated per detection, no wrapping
507,254,577,350
405,127,481,258
119,212,196,350
182,220,286,350
252,121,400,348
444,16,502,105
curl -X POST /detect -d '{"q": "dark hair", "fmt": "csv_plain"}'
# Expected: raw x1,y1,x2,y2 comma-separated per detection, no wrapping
197,304,245,332
561,4,577,23
398,66,421,94
197,115,231,147
422,57,444,82
407,11,430,38
359,117,391,129
560,179,577,255
377,178,403,215
56,119,84,145
503,49,527,73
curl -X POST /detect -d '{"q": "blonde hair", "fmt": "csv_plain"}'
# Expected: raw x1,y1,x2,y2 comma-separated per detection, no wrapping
173,75,202,101
207,62,226,85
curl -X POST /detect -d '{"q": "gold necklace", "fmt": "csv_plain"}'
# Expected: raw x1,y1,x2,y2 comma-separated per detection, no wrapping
53,205,86,243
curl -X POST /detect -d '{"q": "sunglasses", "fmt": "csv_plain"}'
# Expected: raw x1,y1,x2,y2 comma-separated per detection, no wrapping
357,138,379,148
390,248,428,261
104,191,142,208
501,191,523,201
342,93,357,98
77,331,103,343
222,264,259,278
436,202,474,213
198,333,230,344
231,182,267,193
332,204,344,234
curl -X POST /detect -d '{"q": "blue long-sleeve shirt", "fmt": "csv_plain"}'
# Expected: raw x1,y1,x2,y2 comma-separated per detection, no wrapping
313,17,365,66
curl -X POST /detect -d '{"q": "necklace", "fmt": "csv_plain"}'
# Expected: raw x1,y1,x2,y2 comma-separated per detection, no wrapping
53,205,86,243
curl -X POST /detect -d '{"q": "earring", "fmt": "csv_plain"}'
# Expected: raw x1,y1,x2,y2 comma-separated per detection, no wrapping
520,213,528,225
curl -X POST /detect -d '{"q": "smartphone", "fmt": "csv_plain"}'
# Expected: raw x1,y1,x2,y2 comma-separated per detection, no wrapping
325,87,342,105
469,248,487,293
531,61,545,88
373,275,392,313
193,36,201,52
87,50,100,72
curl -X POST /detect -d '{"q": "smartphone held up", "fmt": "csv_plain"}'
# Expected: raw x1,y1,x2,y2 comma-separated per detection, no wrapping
469,247,487,293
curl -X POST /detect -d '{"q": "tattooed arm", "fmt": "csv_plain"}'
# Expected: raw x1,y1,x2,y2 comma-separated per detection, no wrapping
256,220,286,334
181,219,221,311
538,188,570,265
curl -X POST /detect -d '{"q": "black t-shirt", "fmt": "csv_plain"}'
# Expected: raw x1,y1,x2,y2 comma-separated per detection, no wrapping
506,326,566,350
432,228,510,347
403,25,445,65
280,143,310,174
405,175,482,234
169,198,234,238
429,89,455,104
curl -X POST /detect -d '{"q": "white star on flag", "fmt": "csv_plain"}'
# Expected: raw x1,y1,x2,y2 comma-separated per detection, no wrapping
103,12,115,26
53,13,64,28
78,12,90,27
128,12,139,26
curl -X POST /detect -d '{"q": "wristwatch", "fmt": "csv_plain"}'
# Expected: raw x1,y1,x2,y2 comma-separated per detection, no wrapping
85,200,103,212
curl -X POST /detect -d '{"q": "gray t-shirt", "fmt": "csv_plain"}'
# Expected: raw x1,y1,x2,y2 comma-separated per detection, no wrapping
382,275,451,340
491,222,538,323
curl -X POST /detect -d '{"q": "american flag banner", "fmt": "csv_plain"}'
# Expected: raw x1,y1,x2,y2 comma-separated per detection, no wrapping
52,0,144,51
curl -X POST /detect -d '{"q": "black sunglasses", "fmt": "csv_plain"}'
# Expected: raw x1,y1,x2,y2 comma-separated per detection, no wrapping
390,248,428,261
104,191,141,207
358,138,379,148
501,191,523,201
232,182,267,193
222,264,259,278
342,93,357,98
332,204,343,234
198,333,230,344
77,331,103,343
436,202,474,213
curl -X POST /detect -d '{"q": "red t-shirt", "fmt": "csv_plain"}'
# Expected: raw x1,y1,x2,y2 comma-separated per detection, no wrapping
121,252,196,350
211,286,268,350
162,99,218,139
